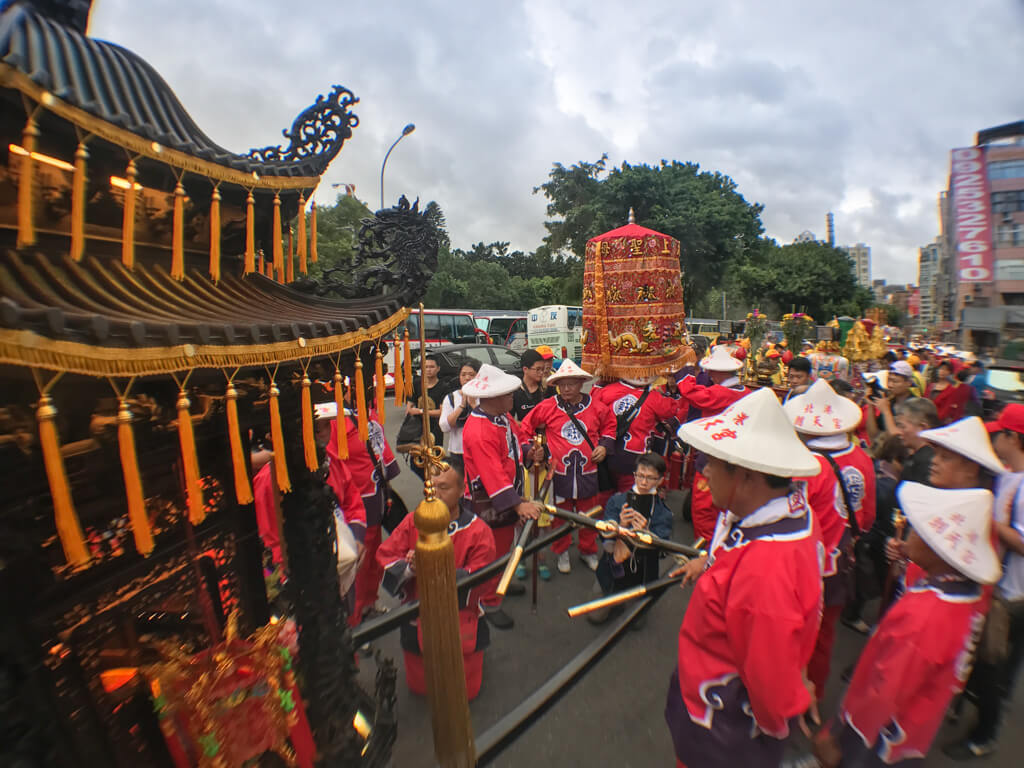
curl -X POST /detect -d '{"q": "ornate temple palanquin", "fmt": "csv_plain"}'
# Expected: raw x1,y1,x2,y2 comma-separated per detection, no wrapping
0,1,424,764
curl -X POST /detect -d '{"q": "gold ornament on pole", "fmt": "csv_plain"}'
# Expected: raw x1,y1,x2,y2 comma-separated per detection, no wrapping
407,303,475,767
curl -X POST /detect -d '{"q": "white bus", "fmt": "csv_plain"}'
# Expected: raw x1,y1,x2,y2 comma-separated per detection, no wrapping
527,305,583,362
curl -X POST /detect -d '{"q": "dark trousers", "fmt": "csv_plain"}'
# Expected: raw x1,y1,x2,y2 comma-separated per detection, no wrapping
596,549,659,595
969,598,1024,743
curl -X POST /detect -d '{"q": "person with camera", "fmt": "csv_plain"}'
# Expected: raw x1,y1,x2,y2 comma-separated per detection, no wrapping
439,359,480,457
863,361,916,442
588,453,674,625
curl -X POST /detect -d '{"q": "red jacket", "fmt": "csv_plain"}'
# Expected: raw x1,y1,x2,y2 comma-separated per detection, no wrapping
377,502,496,654
676,374,749,419
823,442,877,533
927,381,973,424
840,575,985,764
462,408,527,527
592,381,681,476
328,410,399,528
520,394,615,502
668,491,823,767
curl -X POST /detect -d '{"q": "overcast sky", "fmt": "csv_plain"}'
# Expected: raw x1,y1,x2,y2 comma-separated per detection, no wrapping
90,0,1024,285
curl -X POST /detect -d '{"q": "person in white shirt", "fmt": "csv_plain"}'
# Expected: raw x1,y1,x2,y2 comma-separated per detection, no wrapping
439,359,480,456
946,404,1023,760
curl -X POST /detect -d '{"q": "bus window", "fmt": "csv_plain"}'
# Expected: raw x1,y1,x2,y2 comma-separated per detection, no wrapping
424,312,443,340
406,314,419,337
452,314,478,344
567,307,582,329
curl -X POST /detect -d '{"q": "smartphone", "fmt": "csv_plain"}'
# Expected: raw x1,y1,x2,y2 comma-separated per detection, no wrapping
626,491,653,520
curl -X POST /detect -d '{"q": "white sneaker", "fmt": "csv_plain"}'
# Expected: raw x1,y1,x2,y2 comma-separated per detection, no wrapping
557,552,571,573
581,553,600,571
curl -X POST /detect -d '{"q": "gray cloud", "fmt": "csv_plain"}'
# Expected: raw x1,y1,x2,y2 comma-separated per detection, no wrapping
90,0,1024,285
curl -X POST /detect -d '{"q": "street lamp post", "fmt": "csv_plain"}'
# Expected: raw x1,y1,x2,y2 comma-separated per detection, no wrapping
380,123,415,211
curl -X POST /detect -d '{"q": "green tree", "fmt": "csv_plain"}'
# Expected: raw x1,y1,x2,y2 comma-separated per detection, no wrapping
304,193,372,280
734,240,863,321
535,157,766,304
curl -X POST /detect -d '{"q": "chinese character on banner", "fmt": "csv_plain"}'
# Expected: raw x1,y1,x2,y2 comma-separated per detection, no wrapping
732,412,749,426
804,404,815,414
702,418,724,431
711,429,738,441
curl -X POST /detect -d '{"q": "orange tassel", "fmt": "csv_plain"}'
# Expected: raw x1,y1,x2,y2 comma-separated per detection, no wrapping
297,194,308,274
258,248,264,276
118,400,154,556
310,201,318,263
286,226,294,283
333,371,349,459
301,375,318,471
272,192,283,282
268,381,291,493
36,395,90,567
403,330,413,397
393,334,404,406
209,186,221,282
16,118,39,248
176,390,205,525
226,383,253,504
375,347,386,424
354,359,369,442
70,141,88,261
244,192,255,274
171,180,185,279
122,160,137,269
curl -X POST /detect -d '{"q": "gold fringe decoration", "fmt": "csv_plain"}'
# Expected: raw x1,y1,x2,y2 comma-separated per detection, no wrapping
32,374,90,567
286,226,294,283
592,241,611,375
171,177,186,280
244,191,256,275
375,346,386,424
225,377,253,505
70,141,88,261
301,372,318,471
16,116,39,248
333,370,349,459
310,200,318,263
209,185,221,282
354,356,369,442
175,385,205,525
393,332,404,406
268,372,291,493
272,192,283,282
297,194,308,274
116,392,154,556
403,329,413,397
121,159,138,269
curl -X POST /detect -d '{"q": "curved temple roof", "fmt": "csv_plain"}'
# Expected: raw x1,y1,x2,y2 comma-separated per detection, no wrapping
0,0,358,178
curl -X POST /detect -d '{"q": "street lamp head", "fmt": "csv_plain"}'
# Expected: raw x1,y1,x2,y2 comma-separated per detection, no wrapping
402,123,416,136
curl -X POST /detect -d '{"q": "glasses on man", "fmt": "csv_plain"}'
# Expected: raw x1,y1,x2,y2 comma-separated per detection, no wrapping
527,365,546,373
633,471,662,483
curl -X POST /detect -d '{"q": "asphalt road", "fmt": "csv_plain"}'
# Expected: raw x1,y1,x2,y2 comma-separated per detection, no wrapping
357,399,1022,767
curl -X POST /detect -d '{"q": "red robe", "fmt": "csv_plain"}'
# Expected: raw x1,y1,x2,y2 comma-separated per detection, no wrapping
839,575,986,765
328,410,399,528
927,381,973,424
666,489,823,768
592,381,681,478
824,442,877,533
462,408,527,528
376,502,496,655
520,394,615,502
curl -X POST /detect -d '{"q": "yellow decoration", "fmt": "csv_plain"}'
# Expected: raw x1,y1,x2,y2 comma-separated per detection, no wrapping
375,347,386,424
354,358,369,442
36,394,90,567
268,380,291,493
225,383,253,505
310,200,318,263
70,141,88,261
118,400,154,556
393,333,404,406
286,225,294,283
272,193,283,282
16,117,39,247
171,179,186,280
841,321,871,363
244,191,255,275
176,389,205,525
209,186,221,282
403,329,413,398
121,159,137,268
301,374,318,471
333,371,348,459
297,194,308,274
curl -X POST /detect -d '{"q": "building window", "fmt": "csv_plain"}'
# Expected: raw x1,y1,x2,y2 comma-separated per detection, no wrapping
996,223,1024,246
989,160,1024,181
992,190,1024,213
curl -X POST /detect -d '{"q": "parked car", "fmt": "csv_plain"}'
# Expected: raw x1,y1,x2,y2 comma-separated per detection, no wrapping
409,343,523,391
980,361,1024,418
474,311,529,352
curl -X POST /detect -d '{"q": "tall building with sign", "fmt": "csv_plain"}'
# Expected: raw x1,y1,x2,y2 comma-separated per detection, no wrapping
946,121,1024,349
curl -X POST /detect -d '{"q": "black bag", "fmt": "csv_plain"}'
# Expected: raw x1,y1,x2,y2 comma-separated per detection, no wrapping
615,387,652,443
565,405,615,492
363,435,408,534
823,452,862,596
396,412,423,447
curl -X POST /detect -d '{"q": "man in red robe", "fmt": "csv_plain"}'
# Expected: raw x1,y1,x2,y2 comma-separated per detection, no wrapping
674,345,750,544
665,388,824,768
521,359,616,574
461,363,543,629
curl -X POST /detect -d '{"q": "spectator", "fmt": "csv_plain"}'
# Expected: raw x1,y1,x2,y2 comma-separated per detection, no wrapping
406,353,445,466
926,359,973,424
512,348,551,423
439,359,480,457
784,356,813,402
893,398,939,484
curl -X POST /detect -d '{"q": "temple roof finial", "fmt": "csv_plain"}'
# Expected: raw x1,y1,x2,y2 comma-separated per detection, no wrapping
628,207,635,224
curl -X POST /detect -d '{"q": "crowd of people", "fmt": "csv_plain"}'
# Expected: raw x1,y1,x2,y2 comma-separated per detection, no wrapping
251,333,1023,766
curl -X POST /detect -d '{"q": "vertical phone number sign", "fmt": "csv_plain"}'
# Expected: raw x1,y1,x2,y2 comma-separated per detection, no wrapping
950,147,994,283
